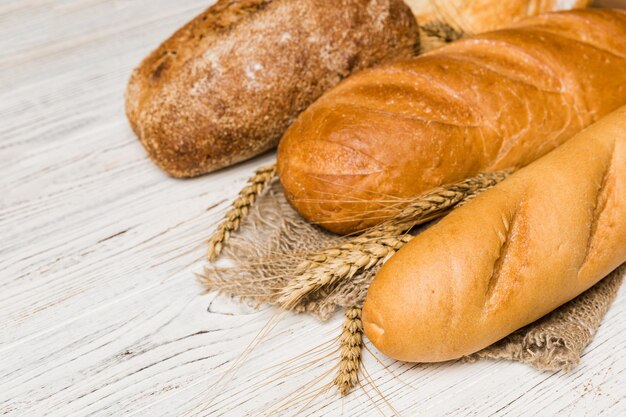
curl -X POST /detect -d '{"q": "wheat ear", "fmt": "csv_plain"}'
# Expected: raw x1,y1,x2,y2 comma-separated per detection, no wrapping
421,20,465,44
279,233,413,309
207,164,277,261
334,306,363,396
388,171,508,227
277,171,509,307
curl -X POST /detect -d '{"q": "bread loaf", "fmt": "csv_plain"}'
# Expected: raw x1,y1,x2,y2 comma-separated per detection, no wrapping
404,0,591,34
277,9,626,234
125,0,419,177
362,105,626,362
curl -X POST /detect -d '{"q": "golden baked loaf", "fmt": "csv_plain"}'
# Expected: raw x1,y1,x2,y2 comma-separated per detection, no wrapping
404,0,591,34
125,0,419,177
362,105,626,362
277,9,626,234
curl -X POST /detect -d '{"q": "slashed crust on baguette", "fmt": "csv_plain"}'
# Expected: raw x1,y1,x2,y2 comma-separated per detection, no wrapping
362,105,626,362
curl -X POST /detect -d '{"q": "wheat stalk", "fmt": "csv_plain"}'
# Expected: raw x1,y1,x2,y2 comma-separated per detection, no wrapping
279,233,412,309
334,306,363,396
277,171,509,308
388,171,508,226
207,164,277,261
421,20,465,44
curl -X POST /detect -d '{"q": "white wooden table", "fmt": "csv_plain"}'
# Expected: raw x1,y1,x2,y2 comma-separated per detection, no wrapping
1,1,624,416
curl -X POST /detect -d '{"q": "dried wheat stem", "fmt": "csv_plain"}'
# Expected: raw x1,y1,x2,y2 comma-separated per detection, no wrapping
430,0,475,35
278,234,412,308
421,20,465,44
334,306,363,396
388,171,509,228
277,171,509,307
207,164,277,261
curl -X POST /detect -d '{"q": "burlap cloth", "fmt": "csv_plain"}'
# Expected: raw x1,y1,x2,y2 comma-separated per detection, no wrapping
204,180,625,372
467,265,624,370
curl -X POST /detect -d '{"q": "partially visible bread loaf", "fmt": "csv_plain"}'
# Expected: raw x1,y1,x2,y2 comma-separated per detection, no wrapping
125,0,419,177
277,9,626,234
404,0,591,34
362,104,626,363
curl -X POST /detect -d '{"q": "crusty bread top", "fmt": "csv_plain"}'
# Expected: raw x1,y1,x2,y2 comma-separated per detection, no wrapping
277,9,626,234
126,0,419,177
126,0,275,125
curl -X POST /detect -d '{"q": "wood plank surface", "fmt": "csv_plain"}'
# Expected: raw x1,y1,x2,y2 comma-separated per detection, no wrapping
0,1,624,416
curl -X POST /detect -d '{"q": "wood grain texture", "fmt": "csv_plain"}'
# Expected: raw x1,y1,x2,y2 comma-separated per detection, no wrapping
0,1,624,416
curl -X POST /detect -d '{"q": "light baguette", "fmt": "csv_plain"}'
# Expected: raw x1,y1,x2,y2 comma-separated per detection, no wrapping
362,105,626,362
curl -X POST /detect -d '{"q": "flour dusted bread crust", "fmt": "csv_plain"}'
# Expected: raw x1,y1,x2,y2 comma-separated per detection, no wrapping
125,0,419,177
362,105,626,362
277,9,626,234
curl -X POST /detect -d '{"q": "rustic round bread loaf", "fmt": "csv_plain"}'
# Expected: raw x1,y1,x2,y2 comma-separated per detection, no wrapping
277,9,626,234
125,0,419,177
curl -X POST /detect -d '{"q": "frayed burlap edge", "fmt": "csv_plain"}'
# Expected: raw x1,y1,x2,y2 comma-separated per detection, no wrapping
468,264,625,371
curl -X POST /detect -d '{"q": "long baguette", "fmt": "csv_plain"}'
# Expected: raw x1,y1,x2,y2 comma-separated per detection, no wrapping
277,9,626,234
362,105,626,362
